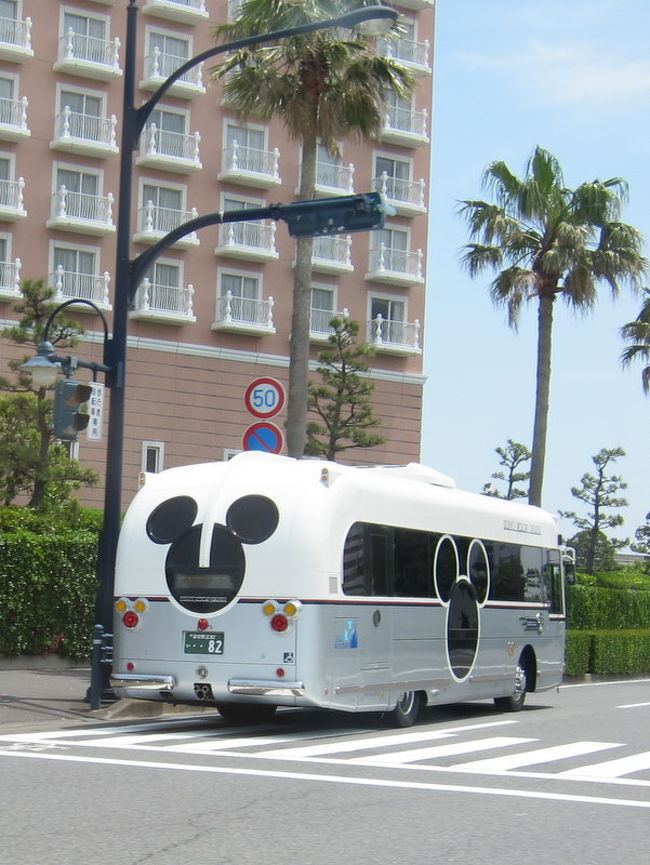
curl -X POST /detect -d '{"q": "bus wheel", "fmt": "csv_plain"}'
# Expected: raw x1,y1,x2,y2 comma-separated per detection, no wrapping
387,691,422,727
494,663,527,712
216,703,277,725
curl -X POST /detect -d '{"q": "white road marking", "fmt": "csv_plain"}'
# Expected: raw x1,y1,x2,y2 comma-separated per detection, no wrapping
559,751,650,779
452,741,622,772
350,736,536,765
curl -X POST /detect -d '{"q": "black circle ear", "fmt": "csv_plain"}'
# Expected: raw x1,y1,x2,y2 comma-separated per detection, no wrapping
226,495,279,544
146,496,198,544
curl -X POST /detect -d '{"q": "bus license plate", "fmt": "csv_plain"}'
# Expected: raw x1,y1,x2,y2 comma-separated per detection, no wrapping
183,631,224,655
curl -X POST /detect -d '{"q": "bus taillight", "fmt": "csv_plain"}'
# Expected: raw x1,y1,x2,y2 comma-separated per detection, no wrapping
270,613,288,632
263,599,302,632
123,610,139,628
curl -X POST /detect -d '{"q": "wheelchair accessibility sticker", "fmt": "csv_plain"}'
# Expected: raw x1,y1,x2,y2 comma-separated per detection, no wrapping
335,619,358,649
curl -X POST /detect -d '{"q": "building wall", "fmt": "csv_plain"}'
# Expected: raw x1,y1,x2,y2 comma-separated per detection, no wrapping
0,0,434,510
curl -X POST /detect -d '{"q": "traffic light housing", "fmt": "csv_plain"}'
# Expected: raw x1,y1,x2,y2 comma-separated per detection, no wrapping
53,379,92,441
282,192,391,238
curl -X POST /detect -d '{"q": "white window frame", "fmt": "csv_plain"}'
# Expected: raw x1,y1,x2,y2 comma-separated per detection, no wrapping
0,69,18,99
146,25,192,64
373,149,413,181
139,175,187,210
145,254,184,289
368,291,408,323
371,222,411,250
220,189,264,212
49,237,101,277
223,447,241,460
52,159,104,197
56,81,107,116
141,440,165,474
223,118,268,151
217,265,262,300
59,6,110,40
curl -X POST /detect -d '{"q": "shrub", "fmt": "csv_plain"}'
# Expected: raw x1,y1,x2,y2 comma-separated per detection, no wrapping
567,585,650,630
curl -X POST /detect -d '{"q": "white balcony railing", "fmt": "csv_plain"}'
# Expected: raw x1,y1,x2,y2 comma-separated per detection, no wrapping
0,177,26,218
131,278,196,323
213,290,275,332
0,15,33,59
142,0,208,25
0,96,29,138
53,107,118,154
366,243,424,286
142,48,204,96
135,202,199,247
138,123,201,171
381,105,429,146
310,306,349,339
215,220,278,260
55,30,122,80
48,186,115,234
311,234,353,273
373,172,426,215
50,266,111,308
316,160,354,193
0,257,22,299
379,35,431,74
367,314,421,354
219,142,280,187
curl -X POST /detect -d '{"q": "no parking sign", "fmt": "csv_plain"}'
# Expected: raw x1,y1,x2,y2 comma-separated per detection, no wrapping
242,421,284,454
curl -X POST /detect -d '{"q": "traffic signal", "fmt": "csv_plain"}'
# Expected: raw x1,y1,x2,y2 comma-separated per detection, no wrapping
282,192,392,238
53,379,92,441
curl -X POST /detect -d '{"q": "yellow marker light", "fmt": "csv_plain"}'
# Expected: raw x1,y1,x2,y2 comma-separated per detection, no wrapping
133,598,149,614
262,600,277,616
115,598,129,613
284,600,302,617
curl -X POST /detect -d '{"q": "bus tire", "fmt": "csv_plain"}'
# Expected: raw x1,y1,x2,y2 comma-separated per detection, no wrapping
494,663,527,712
216,703,277,725
387,690,423,727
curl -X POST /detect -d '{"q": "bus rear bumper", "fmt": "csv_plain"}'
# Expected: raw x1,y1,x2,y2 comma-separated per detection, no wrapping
228,678,305,697
110,673,175,694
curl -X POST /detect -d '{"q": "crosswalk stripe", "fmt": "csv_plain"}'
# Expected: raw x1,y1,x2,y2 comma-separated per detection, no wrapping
451,741,623,772
558,750,650,779
351,736,536,765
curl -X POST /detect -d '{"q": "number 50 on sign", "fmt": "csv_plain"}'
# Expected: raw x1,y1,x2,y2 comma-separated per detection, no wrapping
244,377,286,419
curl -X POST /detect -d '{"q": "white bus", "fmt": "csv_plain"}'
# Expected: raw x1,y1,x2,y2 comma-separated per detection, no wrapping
111,451,566,726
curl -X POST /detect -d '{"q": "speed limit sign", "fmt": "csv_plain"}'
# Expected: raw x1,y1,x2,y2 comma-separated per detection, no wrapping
244,377,286,419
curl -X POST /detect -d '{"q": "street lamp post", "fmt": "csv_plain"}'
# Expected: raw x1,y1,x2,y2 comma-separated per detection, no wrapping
24,2,399,707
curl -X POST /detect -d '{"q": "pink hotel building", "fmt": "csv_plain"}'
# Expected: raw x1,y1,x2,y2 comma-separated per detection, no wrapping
0,0,434,510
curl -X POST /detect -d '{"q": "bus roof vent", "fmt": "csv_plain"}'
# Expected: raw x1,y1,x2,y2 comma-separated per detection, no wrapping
367,463,456,488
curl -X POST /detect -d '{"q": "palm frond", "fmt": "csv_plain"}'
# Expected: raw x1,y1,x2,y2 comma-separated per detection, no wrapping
460,243,502,277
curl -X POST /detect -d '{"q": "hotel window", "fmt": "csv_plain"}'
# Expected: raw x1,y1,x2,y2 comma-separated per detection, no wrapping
142,441,164,474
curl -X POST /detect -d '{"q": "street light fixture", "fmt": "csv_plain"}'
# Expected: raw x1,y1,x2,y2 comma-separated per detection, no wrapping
20,2,399,707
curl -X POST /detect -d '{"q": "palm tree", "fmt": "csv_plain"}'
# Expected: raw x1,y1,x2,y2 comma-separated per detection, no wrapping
459,146,646,507
620,287,650,393
212,0,413,457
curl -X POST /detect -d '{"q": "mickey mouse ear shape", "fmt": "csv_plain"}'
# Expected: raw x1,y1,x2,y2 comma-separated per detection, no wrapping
147,496,198,544
226,495,279,544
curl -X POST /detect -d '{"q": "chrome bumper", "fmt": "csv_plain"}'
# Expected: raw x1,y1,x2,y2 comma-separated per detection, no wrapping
228,678,305,697
110,673,174,692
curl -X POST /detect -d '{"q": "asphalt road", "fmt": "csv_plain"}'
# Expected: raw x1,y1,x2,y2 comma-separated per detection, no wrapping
0,678,648,865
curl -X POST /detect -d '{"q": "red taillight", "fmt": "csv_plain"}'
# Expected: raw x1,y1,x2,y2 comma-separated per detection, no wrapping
276,668,285,678
123,610,139,628
197,618,209,631
270,613,288,632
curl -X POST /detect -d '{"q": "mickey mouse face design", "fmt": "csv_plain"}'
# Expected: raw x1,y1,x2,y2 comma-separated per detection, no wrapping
434,536,490,681
146,494,279,614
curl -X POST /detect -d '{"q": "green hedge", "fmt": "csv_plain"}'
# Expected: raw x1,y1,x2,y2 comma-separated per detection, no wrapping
566,630,650,677
567,585,650,630
0,528,98,659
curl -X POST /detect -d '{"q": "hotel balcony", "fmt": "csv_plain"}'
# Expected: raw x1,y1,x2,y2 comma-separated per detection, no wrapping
373,173,426,217
142,0,209,25
137,124,201,173
49,266,111,310
51,107,118,158
380,106,429,147
310,306,349,343
367,314,421,356
133,202,199,249
0,96,28,142
211,291,275,336
140,49,205,98
0,257,22,301
378,35,431,76
218,143,281,189
393,0,434,9
315,160,354,196
47,187,115,236
54,30,122,82
0,15,33,61
365,244,424,287
130,278,196,325
311,234,353,275
214,220,278,262
0,177,26,221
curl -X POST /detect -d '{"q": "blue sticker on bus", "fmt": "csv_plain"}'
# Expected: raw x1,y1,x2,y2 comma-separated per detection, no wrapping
335,619,358,649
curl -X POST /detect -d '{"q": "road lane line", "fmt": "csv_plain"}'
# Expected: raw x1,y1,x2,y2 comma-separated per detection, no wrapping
351,736,536,765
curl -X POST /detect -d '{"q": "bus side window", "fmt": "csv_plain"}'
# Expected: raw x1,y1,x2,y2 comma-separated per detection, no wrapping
343,522,367,595
394,528,434,597
369,530,390,596
545,549,564,614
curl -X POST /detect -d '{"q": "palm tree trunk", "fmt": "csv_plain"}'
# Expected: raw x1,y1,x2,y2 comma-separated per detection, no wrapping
286,134,317,458
528,293,554,508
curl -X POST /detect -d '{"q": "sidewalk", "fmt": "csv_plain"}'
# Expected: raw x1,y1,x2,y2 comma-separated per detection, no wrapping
0,657,211,734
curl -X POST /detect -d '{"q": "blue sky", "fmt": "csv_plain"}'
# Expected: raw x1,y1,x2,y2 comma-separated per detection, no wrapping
421,0,649,547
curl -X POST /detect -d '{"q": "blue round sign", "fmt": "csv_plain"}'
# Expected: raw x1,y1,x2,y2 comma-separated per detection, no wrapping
242,421,284,454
